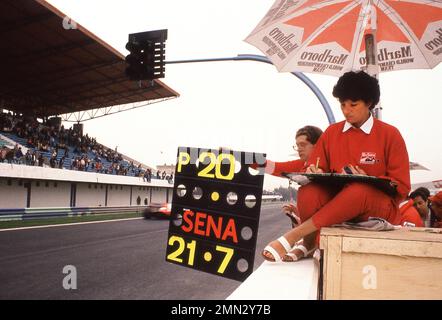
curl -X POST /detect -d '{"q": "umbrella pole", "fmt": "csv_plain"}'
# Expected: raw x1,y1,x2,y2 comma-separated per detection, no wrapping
365,3,382,119
365,33,381,119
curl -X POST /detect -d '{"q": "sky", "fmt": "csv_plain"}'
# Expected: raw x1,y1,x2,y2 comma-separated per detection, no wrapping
47,0,442,191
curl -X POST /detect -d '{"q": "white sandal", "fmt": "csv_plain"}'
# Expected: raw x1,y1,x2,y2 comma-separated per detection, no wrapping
262,236,293,262
283,244,316,262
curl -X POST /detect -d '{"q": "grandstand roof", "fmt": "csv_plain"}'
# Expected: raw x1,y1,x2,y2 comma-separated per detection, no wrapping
0,0,179,118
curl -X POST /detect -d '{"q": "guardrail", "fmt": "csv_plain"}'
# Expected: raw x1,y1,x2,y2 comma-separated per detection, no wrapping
0,206,145,221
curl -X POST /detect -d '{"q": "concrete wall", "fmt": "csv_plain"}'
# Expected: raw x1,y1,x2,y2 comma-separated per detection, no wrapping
30,180,70,207
107,184,131,207
0,175,172,209
75,183,106,207
131,186,150,206
151,187,167,204
0,178,27,208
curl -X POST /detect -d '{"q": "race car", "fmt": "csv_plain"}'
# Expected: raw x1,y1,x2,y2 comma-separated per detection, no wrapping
143,202,172,219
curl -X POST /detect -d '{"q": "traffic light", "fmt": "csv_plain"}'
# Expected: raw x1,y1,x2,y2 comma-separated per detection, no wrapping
125,29,167,81
125,41,145,80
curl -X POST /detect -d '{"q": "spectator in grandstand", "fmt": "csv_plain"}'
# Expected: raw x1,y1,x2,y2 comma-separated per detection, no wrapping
25,149,32,166
59,155,66,169
429,192,442,228
71,157,78,170
49,135,55,148
40,141,49,152
143,169,151,182
14,146,24,164
95,160,102,173
38,152,44,167
50,155,57,168
262,71,410,263
27,136,35,148
4,147,14,163
31,151,37,166
79,156,86,171
0,146,8,163
0,113,12,131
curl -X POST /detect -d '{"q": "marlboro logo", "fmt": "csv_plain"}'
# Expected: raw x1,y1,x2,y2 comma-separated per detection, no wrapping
424,28,442,51
268,28,299,54
299,49,348,65
359,46,412,65
360,152,377,165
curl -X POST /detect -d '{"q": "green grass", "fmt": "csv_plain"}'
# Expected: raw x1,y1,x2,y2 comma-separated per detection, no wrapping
0,211,143,229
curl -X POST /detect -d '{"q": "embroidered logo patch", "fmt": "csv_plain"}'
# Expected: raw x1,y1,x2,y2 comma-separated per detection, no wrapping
360,152,377,165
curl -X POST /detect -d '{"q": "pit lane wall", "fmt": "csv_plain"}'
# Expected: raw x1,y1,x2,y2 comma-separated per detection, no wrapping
0,162,173,210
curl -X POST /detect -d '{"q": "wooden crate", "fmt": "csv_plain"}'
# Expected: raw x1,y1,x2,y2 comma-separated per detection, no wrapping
319,227,442,300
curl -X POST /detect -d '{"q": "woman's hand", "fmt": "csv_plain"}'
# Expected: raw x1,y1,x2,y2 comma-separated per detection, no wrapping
306,164,324,173
341,164,367,175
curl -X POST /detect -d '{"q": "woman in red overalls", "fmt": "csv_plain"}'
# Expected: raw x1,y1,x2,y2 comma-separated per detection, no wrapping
262,71,411,262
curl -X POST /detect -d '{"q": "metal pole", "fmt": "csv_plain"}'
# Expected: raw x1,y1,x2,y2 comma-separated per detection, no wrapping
365,1,382,119
166,54,335,124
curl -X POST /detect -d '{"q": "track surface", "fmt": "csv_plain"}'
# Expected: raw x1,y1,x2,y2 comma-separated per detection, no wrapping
0,203,289,299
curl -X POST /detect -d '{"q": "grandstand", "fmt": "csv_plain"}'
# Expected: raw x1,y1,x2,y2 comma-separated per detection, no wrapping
0,112,169,178
0,0,179,217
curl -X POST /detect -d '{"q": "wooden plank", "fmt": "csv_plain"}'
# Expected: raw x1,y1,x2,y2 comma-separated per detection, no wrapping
320,246,328,300
319,229,328,299
340,253,442,299
321,227,442,243
324,236,342,300
319,233,328,250
342,237,442,258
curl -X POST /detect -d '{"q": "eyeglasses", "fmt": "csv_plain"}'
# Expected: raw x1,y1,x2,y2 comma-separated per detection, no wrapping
292,143,312,151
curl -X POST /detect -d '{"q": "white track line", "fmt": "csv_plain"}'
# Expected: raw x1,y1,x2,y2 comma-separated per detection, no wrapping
0,217,143,232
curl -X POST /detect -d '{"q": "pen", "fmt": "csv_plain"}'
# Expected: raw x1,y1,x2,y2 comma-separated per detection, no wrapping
315,157,320,171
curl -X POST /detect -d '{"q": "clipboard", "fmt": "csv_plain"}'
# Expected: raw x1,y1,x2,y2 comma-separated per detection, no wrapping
282,172,398,196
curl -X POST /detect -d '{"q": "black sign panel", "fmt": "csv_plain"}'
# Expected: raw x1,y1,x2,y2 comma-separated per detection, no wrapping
165,147,266,281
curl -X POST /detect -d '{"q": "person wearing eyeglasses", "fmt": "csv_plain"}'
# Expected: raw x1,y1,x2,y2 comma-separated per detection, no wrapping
252,126,323,227
255,125,323,176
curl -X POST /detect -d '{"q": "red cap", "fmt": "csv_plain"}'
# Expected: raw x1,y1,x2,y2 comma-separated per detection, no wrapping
429,191,442,206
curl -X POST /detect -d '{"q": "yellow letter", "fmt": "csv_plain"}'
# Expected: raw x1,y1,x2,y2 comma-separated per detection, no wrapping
177,152,190,173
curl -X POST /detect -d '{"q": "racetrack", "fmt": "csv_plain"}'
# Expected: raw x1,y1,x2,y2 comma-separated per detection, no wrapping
0,203,290,299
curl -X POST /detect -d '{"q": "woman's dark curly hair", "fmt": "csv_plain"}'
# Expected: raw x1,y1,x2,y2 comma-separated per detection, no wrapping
332,71,380,110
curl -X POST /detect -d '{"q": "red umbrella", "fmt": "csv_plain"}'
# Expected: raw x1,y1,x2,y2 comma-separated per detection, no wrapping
246,0,442,77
